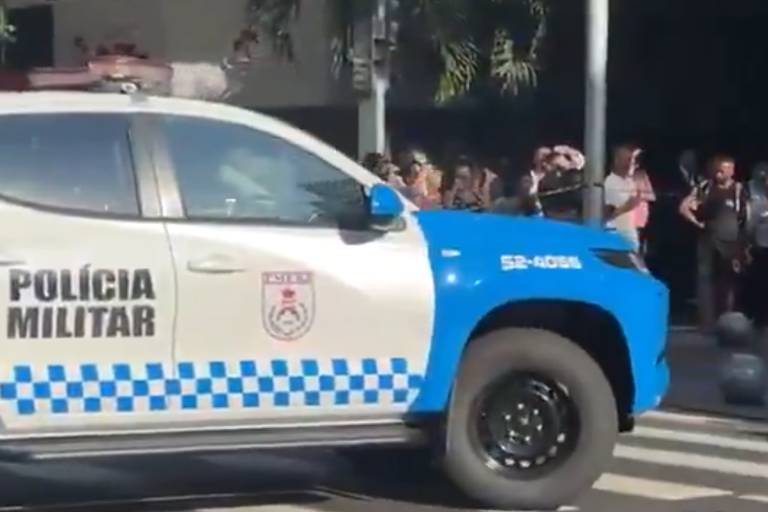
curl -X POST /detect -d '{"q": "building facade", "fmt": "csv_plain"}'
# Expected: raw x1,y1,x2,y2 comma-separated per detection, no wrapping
7,0,348,109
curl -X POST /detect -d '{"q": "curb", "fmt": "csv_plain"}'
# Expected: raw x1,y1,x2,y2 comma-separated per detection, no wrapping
668,325,699,333
666,332,716,348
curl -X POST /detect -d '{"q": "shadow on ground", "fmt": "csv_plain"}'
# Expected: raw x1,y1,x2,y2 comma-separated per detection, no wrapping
0,449,477,512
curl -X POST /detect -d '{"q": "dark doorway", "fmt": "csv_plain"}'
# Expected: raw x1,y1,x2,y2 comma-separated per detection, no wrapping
4,6,53,70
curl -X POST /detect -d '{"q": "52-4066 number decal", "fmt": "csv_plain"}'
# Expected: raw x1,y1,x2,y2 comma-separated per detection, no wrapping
501,255,583,271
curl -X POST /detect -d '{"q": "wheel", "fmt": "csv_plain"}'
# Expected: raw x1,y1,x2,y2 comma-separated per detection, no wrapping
442,328,618,511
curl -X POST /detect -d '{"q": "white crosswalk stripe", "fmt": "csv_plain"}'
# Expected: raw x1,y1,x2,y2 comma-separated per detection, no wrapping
613,444,768,479
640,410,768,432
738,494,768,504
592,474,731,500
631,426,768,453
587,410,768,504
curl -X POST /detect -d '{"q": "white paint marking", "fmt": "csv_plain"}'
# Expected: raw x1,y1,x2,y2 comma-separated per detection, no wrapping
614,444,768,479
484,507,578,512
640,410,768,432
631,426,768,453
197,506,319,512
739,494,768,503
593,473,731,500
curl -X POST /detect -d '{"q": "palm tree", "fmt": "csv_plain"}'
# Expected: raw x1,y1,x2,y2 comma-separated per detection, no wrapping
0,3,16,67
246,0,549,103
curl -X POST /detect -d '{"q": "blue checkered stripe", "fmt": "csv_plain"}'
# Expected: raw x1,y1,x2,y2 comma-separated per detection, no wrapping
0,358,424,416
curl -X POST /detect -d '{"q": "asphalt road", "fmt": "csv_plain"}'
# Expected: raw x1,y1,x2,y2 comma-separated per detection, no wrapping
0,408,765,512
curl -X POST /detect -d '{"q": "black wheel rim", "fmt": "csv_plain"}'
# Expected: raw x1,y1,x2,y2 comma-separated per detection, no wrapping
469,371,580,479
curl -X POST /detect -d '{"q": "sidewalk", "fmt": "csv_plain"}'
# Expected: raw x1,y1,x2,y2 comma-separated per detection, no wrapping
662,327,768,420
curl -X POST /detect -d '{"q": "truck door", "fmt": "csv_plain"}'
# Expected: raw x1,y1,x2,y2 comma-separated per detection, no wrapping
0,113,175,432
152,113,434,424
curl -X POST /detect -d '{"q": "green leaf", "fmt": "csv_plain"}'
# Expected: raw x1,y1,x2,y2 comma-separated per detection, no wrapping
435,40,480,103
260,0,550,102
488,23,540,96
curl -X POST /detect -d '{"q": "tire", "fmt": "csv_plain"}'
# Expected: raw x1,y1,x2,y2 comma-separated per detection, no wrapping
442,328,618,511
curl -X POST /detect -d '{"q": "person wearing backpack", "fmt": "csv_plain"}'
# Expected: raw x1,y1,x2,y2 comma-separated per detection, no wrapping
679,154,750,333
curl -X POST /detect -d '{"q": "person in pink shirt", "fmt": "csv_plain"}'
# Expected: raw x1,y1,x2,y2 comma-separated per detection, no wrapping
631,148,656,255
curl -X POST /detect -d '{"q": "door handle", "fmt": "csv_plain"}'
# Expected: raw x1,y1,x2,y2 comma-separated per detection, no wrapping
187,256,247,274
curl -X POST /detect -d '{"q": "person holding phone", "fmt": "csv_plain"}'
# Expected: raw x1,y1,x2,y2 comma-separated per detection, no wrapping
604,144,643,250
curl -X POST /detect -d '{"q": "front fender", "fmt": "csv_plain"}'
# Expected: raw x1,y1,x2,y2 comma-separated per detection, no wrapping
408,244,669,415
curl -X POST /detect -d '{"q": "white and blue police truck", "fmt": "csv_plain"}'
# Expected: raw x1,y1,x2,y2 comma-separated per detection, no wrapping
0,91,669,511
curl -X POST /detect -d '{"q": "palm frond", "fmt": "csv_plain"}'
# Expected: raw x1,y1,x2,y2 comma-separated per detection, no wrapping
435,40,480,104
256,0,550,102
526,0,548,62
490,28,537,96
0,6,16,45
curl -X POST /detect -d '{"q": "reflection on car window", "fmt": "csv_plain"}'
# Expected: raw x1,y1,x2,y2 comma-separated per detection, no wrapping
0,114,139,216
158,115,367,228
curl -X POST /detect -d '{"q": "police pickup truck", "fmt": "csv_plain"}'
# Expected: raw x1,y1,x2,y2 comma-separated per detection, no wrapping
0,91,669,511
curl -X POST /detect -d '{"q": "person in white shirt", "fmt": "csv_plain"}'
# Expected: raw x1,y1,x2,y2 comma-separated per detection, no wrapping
529,146,552,194
604,145,643,249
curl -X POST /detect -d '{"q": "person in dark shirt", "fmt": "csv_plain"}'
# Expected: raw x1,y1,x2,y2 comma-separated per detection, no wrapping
744,162,768,327
679,154,749,332
490,173,544,217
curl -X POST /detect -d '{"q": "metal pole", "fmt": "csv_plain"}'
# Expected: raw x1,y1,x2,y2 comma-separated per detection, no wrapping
583,0,609,226
357,0,389,160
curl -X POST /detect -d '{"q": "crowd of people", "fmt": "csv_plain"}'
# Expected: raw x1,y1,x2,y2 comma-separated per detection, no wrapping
362,144,768,334
361,145,588,218
361,144,655,243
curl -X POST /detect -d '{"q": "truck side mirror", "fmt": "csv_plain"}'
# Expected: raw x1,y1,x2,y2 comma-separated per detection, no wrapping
368,183,404,219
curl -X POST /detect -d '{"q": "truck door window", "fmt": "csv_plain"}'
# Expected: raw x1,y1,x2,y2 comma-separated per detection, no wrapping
158,115,367,229
0,113,139,216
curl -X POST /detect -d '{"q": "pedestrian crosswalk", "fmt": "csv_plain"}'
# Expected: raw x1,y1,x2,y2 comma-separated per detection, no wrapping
0,408,761,512
586,409,768,506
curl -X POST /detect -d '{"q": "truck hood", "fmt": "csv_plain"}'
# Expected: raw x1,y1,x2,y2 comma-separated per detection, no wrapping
414,210,631,253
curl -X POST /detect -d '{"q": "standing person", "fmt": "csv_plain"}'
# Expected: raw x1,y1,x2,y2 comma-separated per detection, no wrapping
475,159,504,207
441,157,501,211
679,154,749,332
401,150,442,206
442,157,485,211
632,148,657,256
529,146,552,194
490,173,544,217
361,152,385,175
398,162,437,209
604,145,643,249
538,150,585,221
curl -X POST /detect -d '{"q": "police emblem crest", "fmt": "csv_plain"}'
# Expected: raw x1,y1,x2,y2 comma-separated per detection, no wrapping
262,271,315,341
